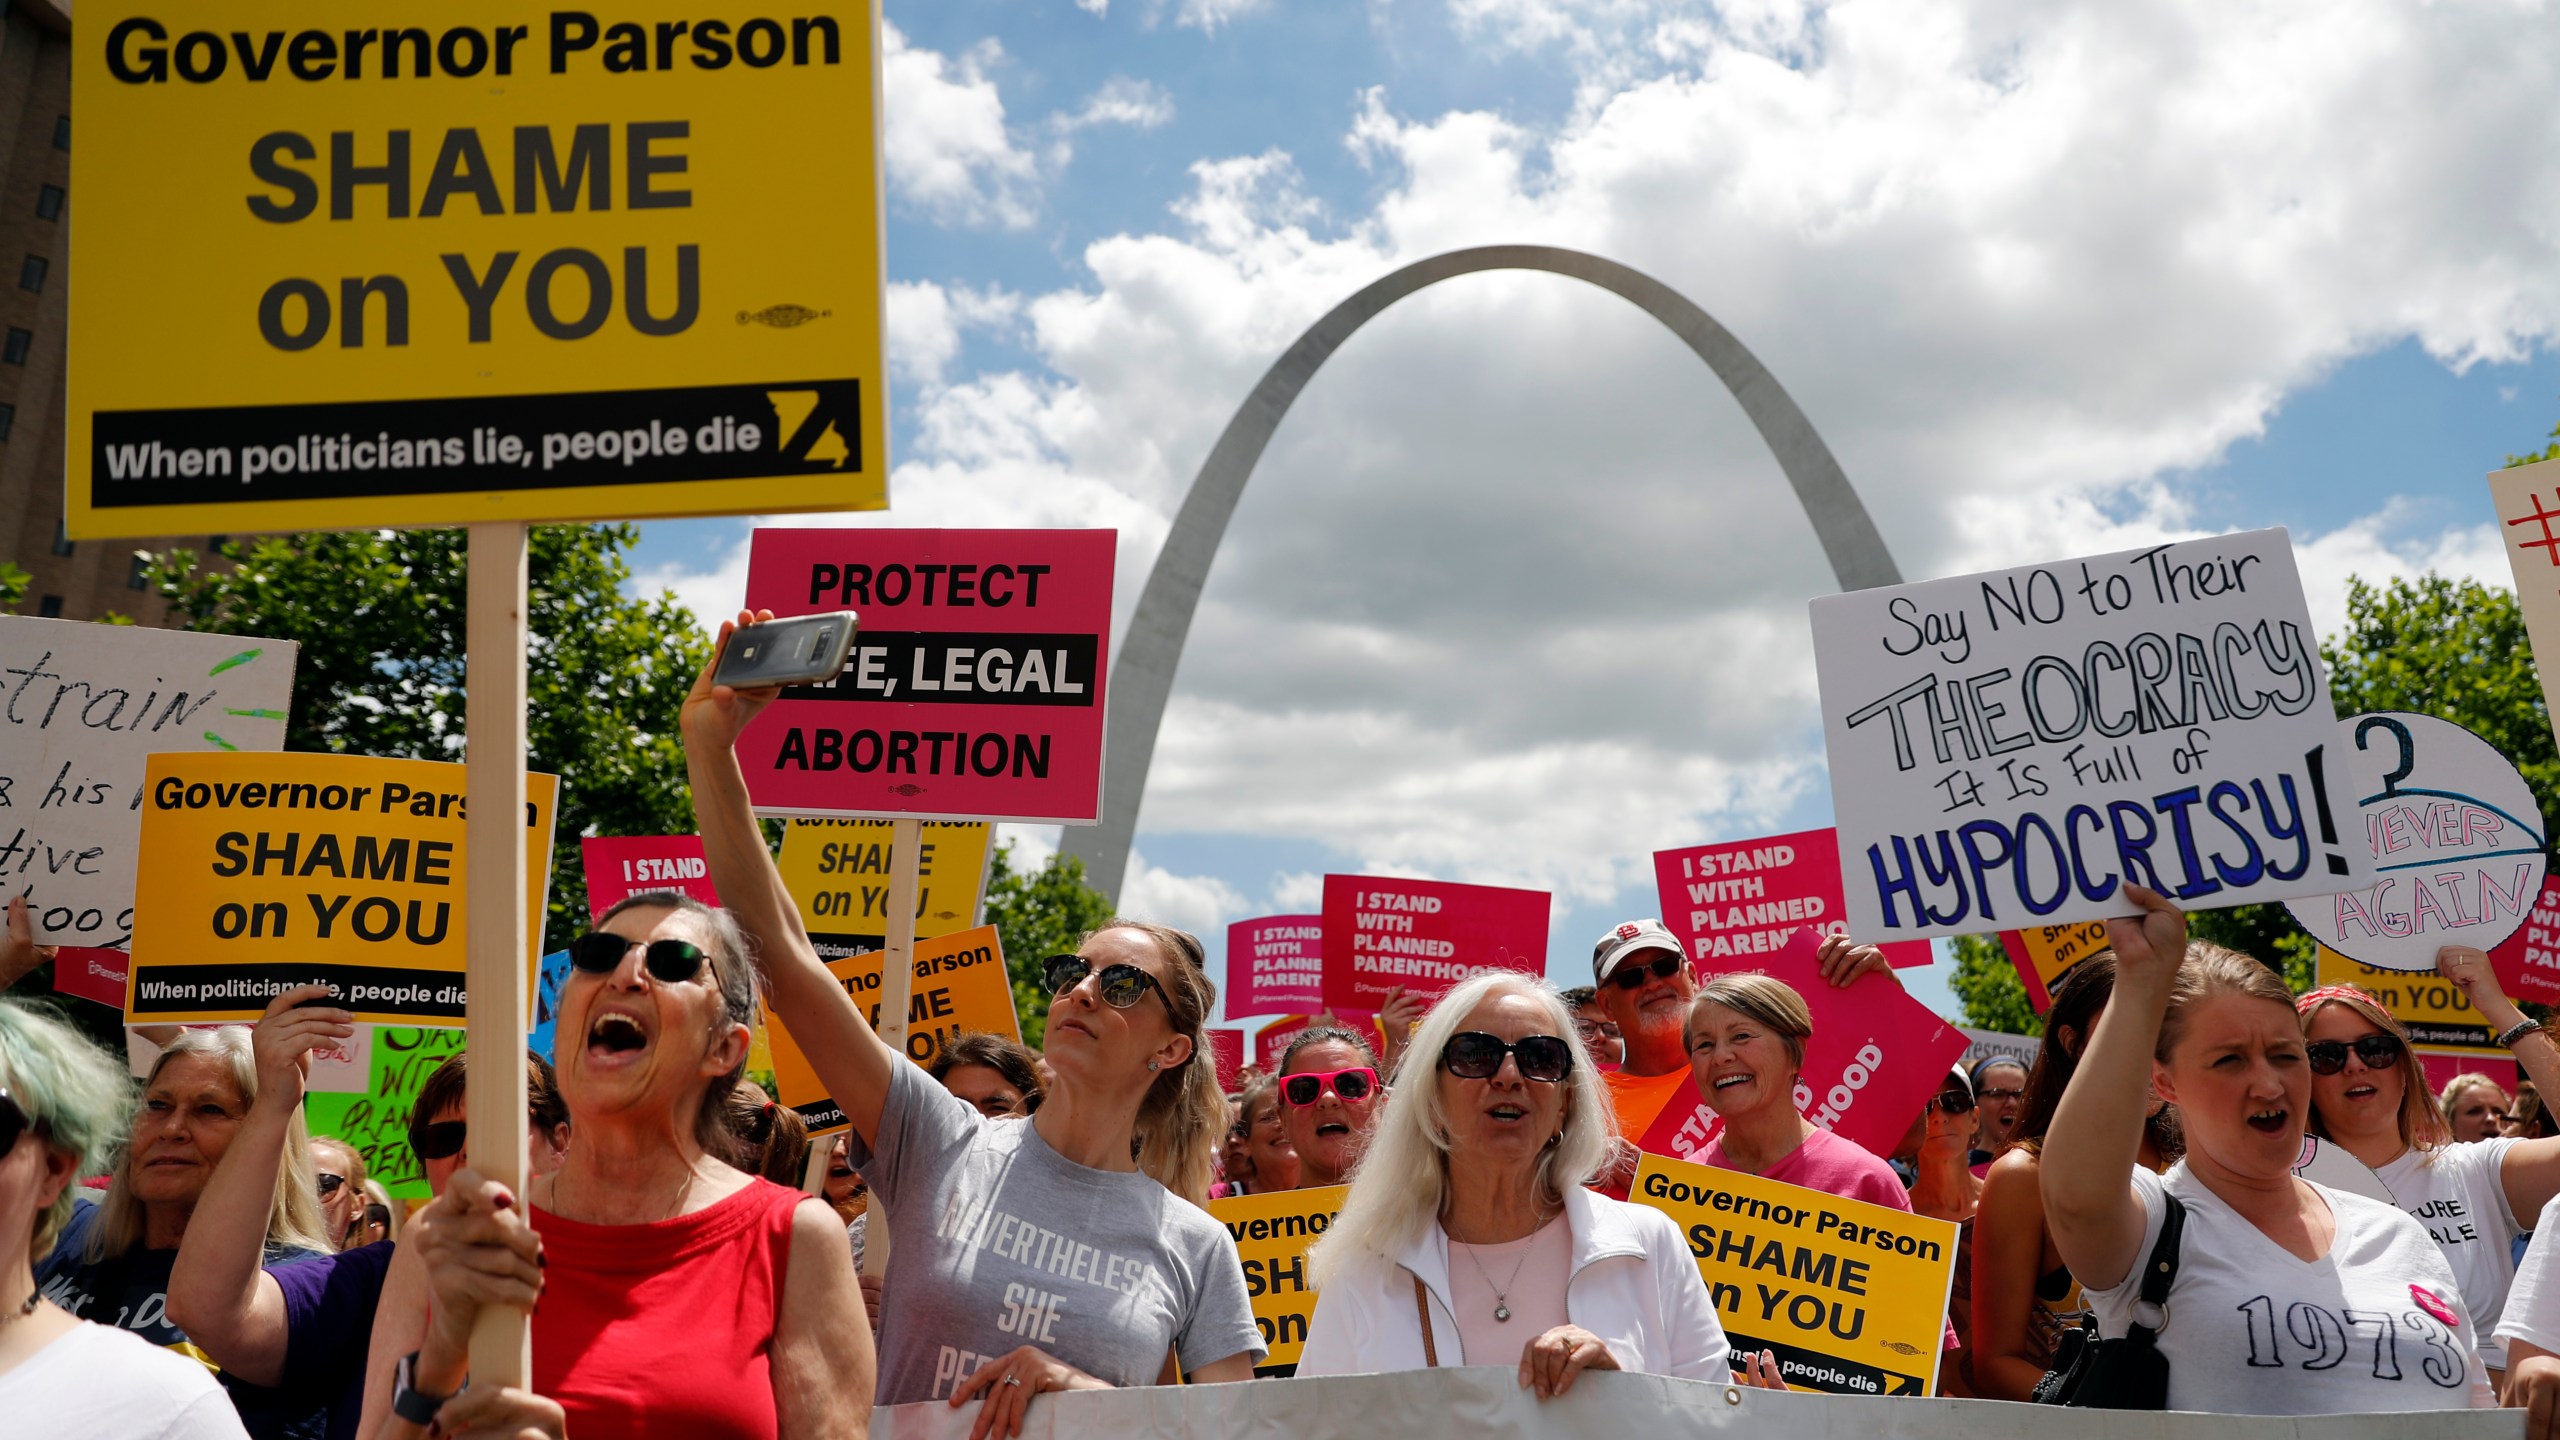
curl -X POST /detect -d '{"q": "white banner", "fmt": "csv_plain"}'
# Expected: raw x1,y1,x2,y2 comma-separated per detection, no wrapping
866,1366,2518,1438
2284,713,2548,973
1814,529,2372,942
0,617,296,944
1958,1027,2039,1072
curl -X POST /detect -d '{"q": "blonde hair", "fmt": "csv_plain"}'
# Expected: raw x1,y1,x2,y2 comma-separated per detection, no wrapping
1686,972,1814,1072
90,1026,332,1262
1095,920,1226,1207
2299,987,2451,1150
0,998,136,1258
2439,1072,2510,1130
1309,973,1616,1290
2156,941,2296,1061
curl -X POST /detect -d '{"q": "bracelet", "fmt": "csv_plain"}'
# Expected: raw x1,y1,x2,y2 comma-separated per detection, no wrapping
391,1351,466,1427
2498,1018,2543,1050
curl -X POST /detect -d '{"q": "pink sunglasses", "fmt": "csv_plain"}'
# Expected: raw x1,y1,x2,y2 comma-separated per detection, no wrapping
1280,1067,1379,1107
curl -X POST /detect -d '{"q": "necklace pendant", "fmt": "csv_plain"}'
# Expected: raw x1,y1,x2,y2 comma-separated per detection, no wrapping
1494,1302,1511,1322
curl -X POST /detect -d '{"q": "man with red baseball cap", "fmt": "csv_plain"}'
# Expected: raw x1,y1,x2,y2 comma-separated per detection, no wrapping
1590,919,1700,1178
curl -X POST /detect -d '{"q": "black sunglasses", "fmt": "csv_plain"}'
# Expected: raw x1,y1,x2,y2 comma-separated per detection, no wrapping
2306,1033,2405,1076
570,932,710,984
1931,1090,1975,1116
0,1089,46,1155
1441,1031,1576,1083
317,1172,348,1197
409,1119,467,1163
1609,953,1686,991
1041,954,1166,1011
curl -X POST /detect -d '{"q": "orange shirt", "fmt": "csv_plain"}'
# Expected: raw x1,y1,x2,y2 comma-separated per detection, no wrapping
1601,1065,1694,1146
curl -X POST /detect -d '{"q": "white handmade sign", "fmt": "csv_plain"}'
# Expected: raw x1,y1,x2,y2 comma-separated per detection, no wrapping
0,617,296,944
1813,529,2373,941
2284,712,2548,972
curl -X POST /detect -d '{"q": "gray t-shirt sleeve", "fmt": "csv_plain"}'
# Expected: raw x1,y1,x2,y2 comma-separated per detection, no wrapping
1174,1222,1266,1373
841,1053,980,1209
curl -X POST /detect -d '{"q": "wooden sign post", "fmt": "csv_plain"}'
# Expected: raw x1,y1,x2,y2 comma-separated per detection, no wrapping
463,523,533,1382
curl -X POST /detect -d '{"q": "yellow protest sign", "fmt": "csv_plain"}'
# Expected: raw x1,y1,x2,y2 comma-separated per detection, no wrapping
1632,1151,1955,1397
69,2,886,538
2314,945,2500,1052
1206,1184,1345,1376
777,819,992,959
128,753,557,1024
768,923,1020,1135
1999,920,2110,1012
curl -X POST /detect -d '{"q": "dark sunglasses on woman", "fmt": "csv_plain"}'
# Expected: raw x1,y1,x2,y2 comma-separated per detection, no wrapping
409,1119,467,1164
1440,1032,1576,1083
2306,1032,2405,1075
1281,1067,1378,1106
0,1089,45,1153
569,932,710,982
316,1172,348,1197
1608,953,1686,991
1930,1089,1975,1115
1040,954,1166,1011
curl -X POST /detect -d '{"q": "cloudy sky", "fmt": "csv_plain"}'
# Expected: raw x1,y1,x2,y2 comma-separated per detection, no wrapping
636,0,2560,1024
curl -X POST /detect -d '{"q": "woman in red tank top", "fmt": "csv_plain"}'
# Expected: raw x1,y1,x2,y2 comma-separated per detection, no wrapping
380,893,874,1440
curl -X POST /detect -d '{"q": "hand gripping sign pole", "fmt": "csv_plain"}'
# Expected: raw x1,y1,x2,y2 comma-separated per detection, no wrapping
464,522,532,1383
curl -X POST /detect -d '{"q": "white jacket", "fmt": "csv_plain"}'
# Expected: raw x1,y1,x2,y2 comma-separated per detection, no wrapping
1296,1183,1733,1379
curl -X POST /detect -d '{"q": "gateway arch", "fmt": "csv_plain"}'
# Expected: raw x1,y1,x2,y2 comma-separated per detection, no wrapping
1061,244,1904,902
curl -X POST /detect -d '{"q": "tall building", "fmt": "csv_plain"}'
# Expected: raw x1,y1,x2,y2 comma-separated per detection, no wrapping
0,2,221,624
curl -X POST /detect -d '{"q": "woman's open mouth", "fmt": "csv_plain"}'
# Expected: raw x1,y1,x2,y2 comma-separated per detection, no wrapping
586,1010,649,1059
2247,1106,2289,1134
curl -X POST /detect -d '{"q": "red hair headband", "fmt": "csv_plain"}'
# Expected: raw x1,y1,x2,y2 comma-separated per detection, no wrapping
2296,984,2383,1015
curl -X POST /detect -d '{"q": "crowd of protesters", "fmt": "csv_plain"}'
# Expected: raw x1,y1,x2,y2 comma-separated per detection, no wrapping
11,616,2560,1436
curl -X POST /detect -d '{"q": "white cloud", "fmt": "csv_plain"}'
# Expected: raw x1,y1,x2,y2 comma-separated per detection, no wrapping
658,0,2560,910
881,23,1040,228
1056,78,1178,135
1120,851,1253,934
1079,0,1111,13
886,281,1024,387
1160,0,1272,32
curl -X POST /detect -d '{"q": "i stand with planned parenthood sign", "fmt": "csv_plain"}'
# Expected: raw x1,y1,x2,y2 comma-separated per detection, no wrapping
2286,712,2550,971
1814,529,2376,942
70,0,892,1388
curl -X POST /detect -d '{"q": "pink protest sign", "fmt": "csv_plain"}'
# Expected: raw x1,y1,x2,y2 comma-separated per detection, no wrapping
1228,914,1325,1015
1636,927,1966,1164
1319,874,1549,1014
1654,828,1931,970
53,947,129,1009
1206,1028,1246,1093
2491,878,2560,1007
581,835,720,921
1253,1012,1381,1071
738,529,1114,824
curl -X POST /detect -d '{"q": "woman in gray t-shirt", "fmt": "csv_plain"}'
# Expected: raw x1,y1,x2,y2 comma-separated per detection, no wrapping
684,611,1264,1435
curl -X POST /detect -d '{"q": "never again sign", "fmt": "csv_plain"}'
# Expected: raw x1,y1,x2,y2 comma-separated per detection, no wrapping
70,2,887,537
1814,530,2372,941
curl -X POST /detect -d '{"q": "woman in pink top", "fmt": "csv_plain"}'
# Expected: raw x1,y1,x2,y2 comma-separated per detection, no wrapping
1684,972,1912,1211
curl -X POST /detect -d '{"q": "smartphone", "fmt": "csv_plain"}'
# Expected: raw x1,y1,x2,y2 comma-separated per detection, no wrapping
713,611,859,689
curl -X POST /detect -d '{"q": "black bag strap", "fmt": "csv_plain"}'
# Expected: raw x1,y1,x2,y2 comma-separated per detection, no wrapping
2131,1193,2187,1321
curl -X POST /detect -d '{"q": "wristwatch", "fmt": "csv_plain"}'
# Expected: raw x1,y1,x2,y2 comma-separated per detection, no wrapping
392,1351,465,1426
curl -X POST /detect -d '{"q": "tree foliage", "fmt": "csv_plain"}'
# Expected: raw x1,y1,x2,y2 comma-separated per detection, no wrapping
145,527,708,951
980,844,1116,1046
1947,933,2039,1034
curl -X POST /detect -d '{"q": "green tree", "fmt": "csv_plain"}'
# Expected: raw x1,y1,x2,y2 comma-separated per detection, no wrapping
145,527,708,951
0,561,27,614
1947,933,2039,1034
981,843,1115,1046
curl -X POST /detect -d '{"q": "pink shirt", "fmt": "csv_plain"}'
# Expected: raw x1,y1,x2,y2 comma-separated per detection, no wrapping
1699,1126,1913,1213
1445,1211,1574,1365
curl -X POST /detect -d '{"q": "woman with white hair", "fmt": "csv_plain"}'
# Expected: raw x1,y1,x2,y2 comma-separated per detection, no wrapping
1299,972,1780,1396
35,1022,333,1437
0,996,249,1437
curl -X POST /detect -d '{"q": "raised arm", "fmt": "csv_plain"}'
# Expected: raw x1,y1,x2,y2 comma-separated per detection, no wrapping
2439,946,2560,1221
0,896,54,992
2040,885,2185,1293
681,609,901,1145
166,984,351,1386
